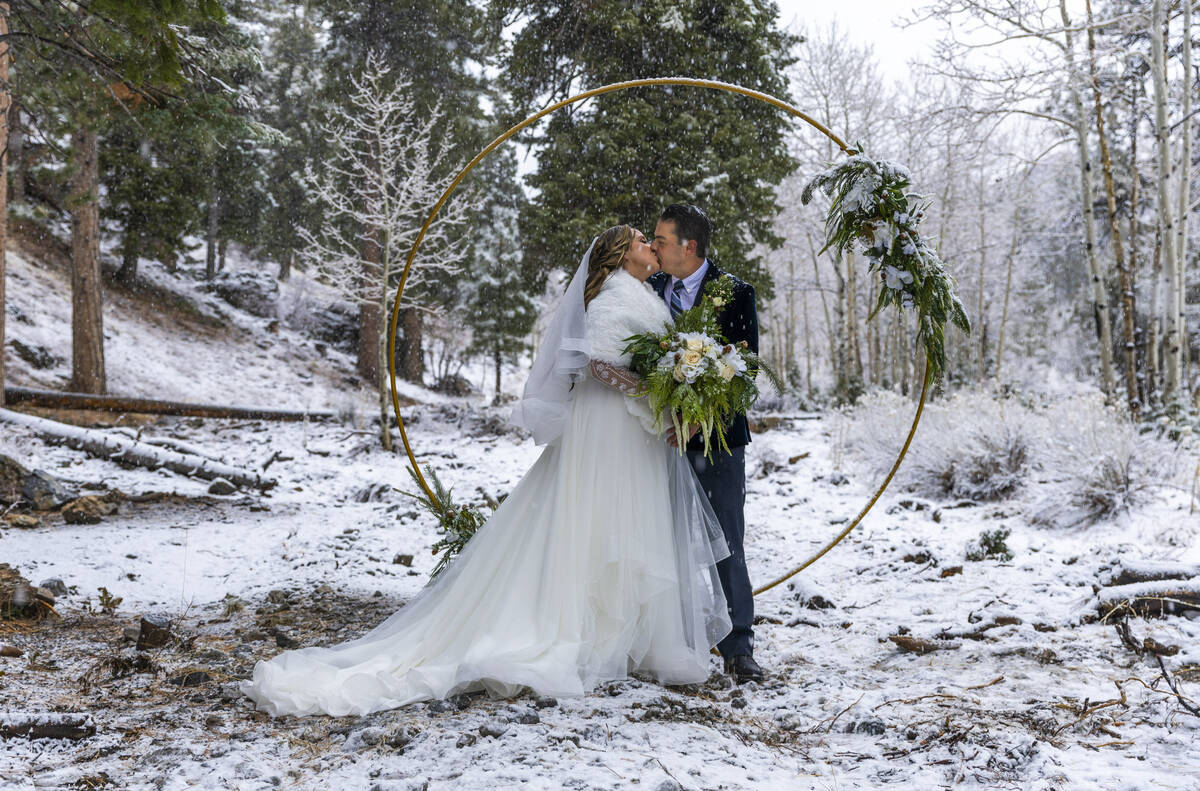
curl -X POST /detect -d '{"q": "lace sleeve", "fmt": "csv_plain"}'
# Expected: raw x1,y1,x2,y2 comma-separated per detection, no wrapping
589,360,644,395
589,360,663,436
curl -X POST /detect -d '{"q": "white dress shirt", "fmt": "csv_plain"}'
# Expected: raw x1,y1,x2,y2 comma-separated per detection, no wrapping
667,260,710,312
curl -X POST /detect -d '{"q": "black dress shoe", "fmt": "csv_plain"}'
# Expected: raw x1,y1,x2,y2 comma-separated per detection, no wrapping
724,654,764,683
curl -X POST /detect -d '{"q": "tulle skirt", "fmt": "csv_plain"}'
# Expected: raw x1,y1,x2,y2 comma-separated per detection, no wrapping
241,377,731,717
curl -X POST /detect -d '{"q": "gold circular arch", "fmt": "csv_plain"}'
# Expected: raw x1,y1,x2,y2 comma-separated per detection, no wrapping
387,77,932,597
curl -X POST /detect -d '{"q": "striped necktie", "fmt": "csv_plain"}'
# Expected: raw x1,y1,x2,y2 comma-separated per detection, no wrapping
669,279,686,319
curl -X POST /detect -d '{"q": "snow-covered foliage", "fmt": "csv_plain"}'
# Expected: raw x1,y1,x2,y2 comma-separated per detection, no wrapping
844,389,1193,528
296,52,471,308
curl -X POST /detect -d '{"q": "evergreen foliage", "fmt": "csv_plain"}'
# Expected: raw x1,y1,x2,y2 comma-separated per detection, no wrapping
464,149,539,400
494,0,799,297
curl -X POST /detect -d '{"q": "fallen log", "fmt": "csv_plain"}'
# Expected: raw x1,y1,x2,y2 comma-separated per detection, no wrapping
1096,578,1200,619
0,712,96,741
3,386,340,422
888,634,960,654
0,409,276,491
1101,559,1200,587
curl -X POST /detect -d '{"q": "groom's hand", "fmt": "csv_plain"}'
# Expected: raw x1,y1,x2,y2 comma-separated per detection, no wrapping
665,423,700,448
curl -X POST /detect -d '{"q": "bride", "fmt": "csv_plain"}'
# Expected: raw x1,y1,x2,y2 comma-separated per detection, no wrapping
242,226,732,717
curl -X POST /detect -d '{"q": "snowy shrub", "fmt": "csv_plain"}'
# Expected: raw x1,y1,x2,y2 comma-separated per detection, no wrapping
965,528,1014,562
846,388,1184,525
844,389,1033,502
1030,395,1178,528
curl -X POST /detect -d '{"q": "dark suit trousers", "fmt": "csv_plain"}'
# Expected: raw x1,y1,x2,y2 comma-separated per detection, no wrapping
688,446,753,657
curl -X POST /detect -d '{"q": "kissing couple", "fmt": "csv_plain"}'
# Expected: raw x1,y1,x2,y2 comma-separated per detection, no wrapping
244,203,763,717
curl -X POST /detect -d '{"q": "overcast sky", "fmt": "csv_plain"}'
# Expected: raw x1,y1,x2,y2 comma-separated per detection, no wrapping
774,0,942,76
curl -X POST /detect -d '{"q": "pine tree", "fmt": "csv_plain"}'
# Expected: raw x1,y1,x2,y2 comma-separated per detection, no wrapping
465,149,538,401
7,1,227,394
251,1,325,280
313,0,491,383
494,0,799,296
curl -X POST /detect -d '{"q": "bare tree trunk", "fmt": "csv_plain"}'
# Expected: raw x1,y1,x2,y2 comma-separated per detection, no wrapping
1087,0,1140,416
784,253,796,386
8,101,21,205
0,2,8,408
976,168,987,383
493,347,502,402
1149,224,1163,404
1062,0,1115,398
1176,0,1193,396
867,276,881,385
278,250,292,281
802,287,812,394
205,159,219,281
217,238,228,273
357,225,382,382
995,202,1021,386
806,230,837,391
845,249,863,382
399,308,424,384
1152,0,1182,400
375,228,392,451
1129,87,1145,405
115,244,138,284
69,126,105,395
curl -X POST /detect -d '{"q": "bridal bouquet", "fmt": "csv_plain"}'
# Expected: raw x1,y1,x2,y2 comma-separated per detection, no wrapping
623,275,780,460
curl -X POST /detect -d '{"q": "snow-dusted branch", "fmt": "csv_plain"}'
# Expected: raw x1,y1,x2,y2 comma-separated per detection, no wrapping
297,51,472,309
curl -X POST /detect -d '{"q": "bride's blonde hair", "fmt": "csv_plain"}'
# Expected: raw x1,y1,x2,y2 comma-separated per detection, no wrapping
583,225,635,309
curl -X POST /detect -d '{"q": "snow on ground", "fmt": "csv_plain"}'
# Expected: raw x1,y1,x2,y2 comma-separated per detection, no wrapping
1,402,1198,790
4,239,379,413
3,232,1199,788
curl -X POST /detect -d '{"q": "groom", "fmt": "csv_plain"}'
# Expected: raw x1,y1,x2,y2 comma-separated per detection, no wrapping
649,203,763,684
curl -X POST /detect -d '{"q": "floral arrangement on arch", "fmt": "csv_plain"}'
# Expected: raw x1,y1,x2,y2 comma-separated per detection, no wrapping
802,147,971,379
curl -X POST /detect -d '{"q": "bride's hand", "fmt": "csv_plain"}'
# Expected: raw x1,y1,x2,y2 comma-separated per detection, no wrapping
665,422,700,448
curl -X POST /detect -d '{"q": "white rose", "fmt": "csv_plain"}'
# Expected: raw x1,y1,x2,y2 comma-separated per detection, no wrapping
685,337,704,352
717,361,736,381
682,349,703,366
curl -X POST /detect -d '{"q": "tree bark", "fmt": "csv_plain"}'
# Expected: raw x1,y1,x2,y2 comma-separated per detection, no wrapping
1151,0,1182,401
0,2,8,409
995,201,1021,386
115,239,138,284
493,347,502,402
1129,86,1144,405
8,101,20,205
806,230,836,391
844,249,863,382
1175,0,1192,396
1062,0,1115,398
375,228,392,451
357,225,382,383
1086,0,1140,416
205,159,219,281
802,283,812,394
69,125,105,395
1149,223,1163,404
976,169,988,383
399,307,424,384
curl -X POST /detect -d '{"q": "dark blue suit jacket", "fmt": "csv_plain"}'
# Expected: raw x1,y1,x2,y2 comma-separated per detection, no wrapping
648,262,759,453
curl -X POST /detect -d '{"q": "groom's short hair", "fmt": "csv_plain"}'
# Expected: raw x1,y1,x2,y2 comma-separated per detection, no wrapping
660,204,711,260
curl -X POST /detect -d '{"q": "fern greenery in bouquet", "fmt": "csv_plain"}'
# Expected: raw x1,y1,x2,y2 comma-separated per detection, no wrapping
623,275,782,461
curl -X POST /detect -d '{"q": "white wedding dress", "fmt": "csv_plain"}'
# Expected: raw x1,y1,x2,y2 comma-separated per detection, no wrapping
242,268,731,717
